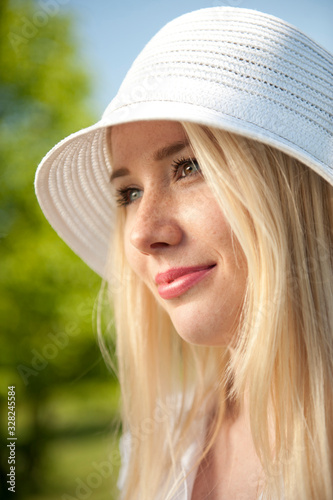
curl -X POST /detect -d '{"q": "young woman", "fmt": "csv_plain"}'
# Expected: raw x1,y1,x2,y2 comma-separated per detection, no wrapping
35,7,333,500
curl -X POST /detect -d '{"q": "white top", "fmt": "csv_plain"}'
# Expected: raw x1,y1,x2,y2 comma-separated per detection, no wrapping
117,427,266,499
117,428,204,499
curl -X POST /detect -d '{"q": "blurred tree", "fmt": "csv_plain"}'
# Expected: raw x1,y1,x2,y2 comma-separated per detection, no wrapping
0,1,117,498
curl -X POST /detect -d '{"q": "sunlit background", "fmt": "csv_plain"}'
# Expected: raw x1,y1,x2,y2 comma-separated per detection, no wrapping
1,0,332,499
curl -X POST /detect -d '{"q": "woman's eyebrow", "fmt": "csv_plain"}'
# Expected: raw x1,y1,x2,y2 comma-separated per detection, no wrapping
110,139,190,183
153,140,189,161
110,167,129,183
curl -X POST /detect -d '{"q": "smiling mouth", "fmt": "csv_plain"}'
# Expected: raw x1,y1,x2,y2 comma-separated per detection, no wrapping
155,264,216,300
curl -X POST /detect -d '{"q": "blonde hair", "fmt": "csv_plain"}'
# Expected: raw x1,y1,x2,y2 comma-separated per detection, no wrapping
105,123,333,499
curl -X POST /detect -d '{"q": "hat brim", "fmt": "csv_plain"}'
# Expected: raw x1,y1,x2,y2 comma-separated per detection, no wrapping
35,99,333,278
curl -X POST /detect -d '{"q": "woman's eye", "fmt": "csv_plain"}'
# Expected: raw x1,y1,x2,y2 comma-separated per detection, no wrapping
181,161,199,177
115,158,200,207
128,189,142,202
116,187,142,207
172,157,201,179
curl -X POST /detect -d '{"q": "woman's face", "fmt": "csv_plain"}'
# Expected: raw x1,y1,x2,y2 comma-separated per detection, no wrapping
110,121,247,346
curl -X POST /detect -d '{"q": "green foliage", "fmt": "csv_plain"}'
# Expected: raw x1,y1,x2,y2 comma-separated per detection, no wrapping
0,1,119,498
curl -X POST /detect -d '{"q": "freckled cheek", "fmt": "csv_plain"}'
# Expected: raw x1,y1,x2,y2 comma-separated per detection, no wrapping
191,195,246,272
182,197,230,243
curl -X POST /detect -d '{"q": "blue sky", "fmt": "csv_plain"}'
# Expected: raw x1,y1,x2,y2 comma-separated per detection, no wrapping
63,0,333,115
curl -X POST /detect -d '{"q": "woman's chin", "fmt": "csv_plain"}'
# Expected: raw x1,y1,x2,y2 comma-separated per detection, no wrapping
168,302,237,347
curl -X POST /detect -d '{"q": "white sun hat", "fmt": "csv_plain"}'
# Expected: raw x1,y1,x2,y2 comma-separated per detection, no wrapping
35,6,333,278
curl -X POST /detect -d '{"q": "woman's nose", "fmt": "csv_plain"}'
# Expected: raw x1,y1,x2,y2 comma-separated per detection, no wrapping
129,194,183,254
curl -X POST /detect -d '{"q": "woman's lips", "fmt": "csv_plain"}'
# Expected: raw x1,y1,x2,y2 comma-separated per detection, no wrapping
155,264,216,300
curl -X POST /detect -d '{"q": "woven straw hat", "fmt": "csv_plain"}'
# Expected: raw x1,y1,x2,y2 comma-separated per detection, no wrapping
35,7,333,278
